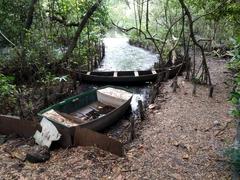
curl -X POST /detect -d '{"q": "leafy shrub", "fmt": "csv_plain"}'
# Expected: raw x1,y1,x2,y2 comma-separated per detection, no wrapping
226,36,240,171
0,74,17,113
224,146,240,171
229,36,240,117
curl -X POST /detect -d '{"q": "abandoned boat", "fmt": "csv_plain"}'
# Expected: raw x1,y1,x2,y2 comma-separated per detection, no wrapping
78,63,184,84
38,86,133,131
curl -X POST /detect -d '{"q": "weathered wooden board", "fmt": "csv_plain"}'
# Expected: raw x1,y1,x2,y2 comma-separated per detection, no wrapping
74,127,124,157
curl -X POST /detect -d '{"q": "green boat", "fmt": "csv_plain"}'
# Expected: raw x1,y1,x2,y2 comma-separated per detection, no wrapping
38,86,133,132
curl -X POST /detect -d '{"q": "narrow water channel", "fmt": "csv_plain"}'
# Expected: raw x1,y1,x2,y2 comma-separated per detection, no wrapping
98,31,159,112
81,31,158,114
98,31,158,71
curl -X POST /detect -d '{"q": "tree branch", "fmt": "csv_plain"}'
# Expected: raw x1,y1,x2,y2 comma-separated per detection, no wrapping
159,14,185,56
0,30,16,47
50,15,80,27
25,0,38,31
61,0,102,63
111,20,163,43
192,2,226,23
179,0,212,85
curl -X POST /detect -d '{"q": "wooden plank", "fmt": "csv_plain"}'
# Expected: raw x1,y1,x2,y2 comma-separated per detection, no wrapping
113,71,118,77
134,71,139,77
74,127,124,157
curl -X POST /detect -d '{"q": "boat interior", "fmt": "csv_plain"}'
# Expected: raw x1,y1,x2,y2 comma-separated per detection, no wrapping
41,87,132,127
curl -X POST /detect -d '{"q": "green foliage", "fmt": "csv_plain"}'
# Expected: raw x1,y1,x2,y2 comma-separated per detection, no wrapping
0,0,29,47
228,37,240,70
0,0,109,84
224,146,240,171
0,74,17,111
229,37,240,118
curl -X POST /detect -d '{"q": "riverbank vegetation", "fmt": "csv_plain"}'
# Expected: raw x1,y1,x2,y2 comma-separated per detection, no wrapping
0,0,109,116
1,0,239,116
0,0,240,178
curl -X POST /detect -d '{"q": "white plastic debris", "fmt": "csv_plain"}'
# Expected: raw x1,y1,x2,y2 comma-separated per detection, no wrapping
34,118,61,148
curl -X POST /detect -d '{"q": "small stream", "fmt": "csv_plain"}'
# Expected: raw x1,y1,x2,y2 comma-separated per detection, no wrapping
97,32,158,71
97,31,158,113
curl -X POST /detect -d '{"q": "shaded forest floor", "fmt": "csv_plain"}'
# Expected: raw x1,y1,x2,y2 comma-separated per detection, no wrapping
0,56,236,179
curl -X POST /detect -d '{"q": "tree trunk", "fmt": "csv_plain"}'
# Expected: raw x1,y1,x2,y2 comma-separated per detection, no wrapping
21,0,38,45
179,0,212,85
61,0,102,63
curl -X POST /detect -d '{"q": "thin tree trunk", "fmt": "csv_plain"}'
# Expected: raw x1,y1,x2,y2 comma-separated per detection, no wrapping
133,0,139,32
61,0,102,63
179,0,212,85
21,0,38,45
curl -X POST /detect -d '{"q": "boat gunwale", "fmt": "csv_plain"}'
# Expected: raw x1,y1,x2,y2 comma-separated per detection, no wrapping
80,63,184,77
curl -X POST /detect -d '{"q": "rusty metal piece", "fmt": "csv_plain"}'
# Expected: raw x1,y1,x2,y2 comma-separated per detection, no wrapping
0,115,124,157
74,127,124,157
0,114,74,148
0,115,39,138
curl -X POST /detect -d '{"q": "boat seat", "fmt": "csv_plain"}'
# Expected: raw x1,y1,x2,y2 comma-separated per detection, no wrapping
152,70,157,74
114,72,118,77
71,106,93,118
134,71,139,77
88,105,99,112
87,72,91,75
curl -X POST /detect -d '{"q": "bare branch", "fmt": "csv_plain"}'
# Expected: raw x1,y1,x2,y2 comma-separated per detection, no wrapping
50,15,80,27
0,30,16,47
193,2,226,23
111,20,163,43
159,14,185,56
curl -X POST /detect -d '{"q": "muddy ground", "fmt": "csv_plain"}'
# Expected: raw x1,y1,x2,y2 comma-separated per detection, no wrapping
0,56,236,179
